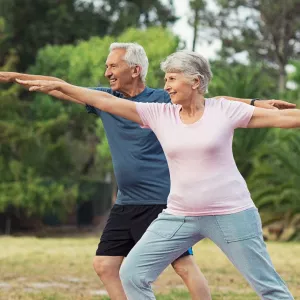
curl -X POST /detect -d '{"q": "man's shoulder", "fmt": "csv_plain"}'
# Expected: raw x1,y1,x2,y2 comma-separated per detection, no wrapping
90,87,124,98
143,87,170,104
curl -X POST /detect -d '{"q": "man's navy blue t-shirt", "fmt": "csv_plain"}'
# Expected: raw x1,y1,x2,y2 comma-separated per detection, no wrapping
86,87,171,205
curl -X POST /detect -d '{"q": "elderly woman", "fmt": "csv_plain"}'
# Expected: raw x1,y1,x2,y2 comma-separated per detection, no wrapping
17,51,296,300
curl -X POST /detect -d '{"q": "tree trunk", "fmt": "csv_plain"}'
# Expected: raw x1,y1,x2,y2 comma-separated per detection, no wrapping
192,8,199,51
5,215,11,235
278,63,286,93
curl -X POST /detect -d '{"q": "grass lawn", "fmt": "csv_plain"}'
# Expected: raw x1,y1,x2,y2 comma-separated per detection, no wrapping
0,236,299,299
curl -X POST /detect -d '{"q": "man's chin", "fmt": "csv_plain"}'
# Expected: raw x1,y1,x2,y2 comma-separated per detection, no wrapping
110,83,119,91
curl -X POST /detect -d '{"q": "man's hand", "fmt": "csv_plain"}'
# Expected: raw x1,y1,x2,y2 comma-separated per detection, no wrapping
256,100,296,110
16,79,63,93
0,72,18,83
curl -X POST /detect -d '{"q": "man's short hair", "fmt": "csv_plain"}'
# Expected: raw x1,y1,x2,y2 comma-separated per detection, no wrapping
109,42,149,83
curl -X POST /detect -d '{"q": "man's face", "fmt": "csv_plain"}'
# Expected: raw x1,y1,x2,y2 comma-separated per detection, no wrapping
105,49,134,92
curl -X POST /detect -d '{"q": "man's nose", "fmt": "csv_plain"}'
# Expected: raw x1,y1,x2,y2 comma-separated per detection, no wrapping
105,69,112,77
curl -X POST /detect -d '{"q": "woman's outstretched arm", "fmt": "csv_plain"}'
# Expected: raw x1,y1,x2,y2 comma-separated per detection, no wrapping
16,79,142,124
248,107,300,128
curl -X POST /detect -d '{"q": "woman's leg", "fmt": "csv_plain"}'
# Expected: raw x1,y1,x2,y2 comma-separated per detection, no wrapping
202,208,294,300
119,212,202,300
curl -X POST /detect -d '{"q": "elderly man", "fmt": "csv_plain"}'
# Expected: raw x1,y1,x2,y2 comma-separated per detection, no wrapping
0,42,295,300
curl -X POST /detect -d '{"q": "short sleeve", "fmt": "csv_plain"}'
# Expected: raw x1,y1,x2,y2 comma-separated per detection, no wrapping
86,104,97,114
218,98,255,128
85,87,113,115
135,102,165,130
164,91,172,104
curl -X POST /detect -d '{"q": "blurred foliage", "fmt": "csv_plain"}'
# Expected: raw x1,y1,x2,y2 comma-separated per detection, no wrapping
209,60,300,225
192,0,300,92
0,0,176,71
0,0,299,236
0,27,179,222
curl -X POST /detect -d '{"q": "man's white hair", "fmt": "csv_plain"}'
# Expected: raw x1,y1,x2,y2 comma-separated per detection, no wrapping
109,42,149,83
160,51,213,94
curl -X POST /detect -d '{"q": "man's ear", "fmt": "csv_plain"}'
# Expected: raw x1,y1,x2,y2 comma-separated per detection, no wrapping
132,65,141,79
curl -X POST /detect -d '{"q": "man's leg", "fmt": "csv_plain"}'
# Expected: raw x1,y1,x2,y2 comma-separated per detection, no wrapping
203,208,294,300
172,255,211,300
93,204,135,300
93,256,126,300
121,212,202,300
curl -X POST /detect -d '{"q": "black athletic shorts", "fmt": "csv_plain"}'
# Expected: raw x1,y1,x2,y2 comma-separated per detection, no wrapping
96,204,193,258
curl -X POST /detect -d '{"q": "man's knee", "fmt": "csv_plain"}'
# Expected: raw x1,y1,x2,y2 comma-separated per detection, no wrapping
93,256,121,279
172,256,208,282
172,256,194,278
172,261,189,278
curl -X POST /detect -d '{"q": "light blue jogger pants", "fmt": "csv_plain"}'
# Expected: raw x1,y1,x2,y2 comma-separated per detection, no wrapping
120,208,294,300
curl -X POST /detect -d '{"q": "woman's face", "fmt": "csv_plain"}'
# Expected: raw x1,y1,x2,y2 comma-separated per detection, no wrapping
164,72,196,104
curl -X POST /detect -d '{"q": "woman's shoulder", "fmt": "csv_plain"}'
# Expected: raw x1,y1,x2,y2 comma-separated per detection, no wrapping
205,97,234,111
206,97,228,105
136,102,178,115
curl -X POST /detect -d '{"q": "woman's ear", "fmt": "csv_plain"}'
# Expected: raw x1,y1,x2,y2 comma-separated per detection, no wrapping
192,76,201,90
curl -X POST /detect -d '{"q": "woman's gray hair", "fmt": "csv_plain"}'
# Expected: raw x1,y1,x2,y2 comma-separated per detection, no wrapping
109,42,149,83
160,51,213,93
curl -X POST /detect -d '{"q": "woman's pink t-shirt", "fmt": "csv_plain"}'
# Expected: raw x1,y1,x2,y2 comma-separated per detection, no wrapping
136,98,256,216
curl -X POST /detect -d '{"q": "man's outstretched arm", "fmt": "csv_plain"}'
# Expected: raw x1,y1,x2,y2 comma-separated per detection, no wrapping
216,95,296,110
0,71,66,83
0,71,84,104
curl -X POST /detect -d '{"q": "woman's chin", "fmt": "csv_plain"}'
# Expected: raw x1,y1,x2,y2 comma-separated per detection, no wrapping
171,98,182,105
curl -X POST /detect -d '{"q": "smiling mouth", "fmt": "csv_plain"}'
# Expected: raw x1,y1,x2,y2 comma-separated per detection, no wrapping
169,92,176,96
109,79,117,84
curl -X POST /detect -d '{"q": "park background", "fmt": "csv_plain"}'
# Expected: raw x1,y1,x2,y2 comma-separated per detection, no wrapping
0,0,299,299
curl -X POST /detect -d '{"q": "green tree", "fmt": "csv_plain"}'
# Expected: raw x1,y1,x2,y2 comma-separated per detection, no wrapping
0,67,78,232
188,0,207,51
206,0,300,93
0,0,111,71
100,0,177,36
247,129,300,240
0,0,177,72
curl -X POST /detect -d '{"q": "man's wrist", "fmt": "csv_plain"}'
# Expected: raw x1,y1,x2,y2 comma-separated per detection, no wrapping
57,81,67,91
10,72,19,82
